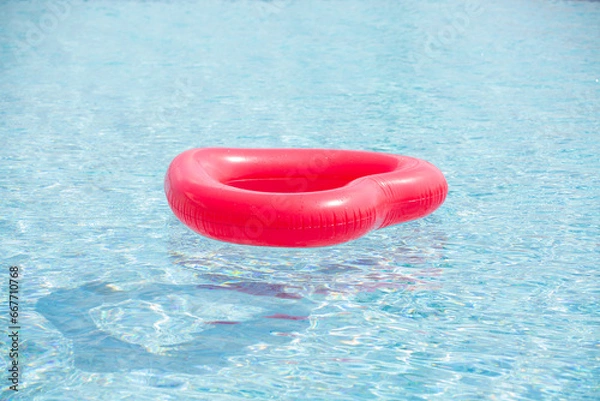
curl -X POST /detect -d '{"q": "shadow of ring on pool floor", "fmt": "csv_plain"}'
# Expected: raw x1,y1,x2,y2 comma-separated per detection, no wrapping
35,281,313,374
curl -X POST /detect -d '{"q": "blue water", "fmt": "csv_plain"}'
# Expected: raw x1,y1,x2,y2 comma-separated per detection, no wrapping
1,0,599,399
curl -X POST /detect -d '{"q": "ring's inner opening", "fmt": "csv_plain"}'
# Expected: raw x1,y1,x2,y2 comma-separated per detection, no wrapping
224,163,396,193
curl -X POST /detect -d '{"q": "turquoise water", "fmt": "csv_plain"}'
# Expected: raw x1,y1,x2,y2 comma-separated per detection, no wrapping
1,0,599,399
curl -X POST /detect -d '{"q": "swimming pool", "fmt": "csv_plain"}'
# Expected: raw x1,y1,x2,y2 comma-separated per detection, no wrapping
1,0,598,399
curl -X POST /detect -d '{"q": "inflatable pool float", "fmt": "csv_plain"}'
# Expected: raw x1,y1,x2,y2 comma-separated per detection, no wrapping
165,148,447,247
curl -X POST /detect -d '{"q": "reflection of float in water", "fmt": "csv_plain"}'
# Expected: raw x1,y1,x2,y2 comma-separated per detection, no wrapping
35,281,313,374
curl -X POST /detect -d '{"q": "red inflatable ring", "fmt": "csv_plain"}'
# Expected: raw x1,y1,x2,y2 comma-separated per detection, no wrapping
165,148,447,247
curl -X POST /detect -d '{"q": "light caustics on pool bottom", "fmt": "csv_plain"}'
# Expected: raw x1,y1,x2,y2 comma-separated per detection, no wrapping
1,0,599,400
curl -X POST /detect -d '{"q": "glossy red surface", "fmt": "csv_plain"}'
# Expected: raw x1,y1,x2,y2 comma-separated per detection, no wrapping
165,148,447,247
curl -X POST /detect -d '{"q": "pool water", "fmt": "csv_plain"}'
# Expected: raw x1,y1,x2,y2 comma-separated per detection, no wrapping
1,0,599,400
